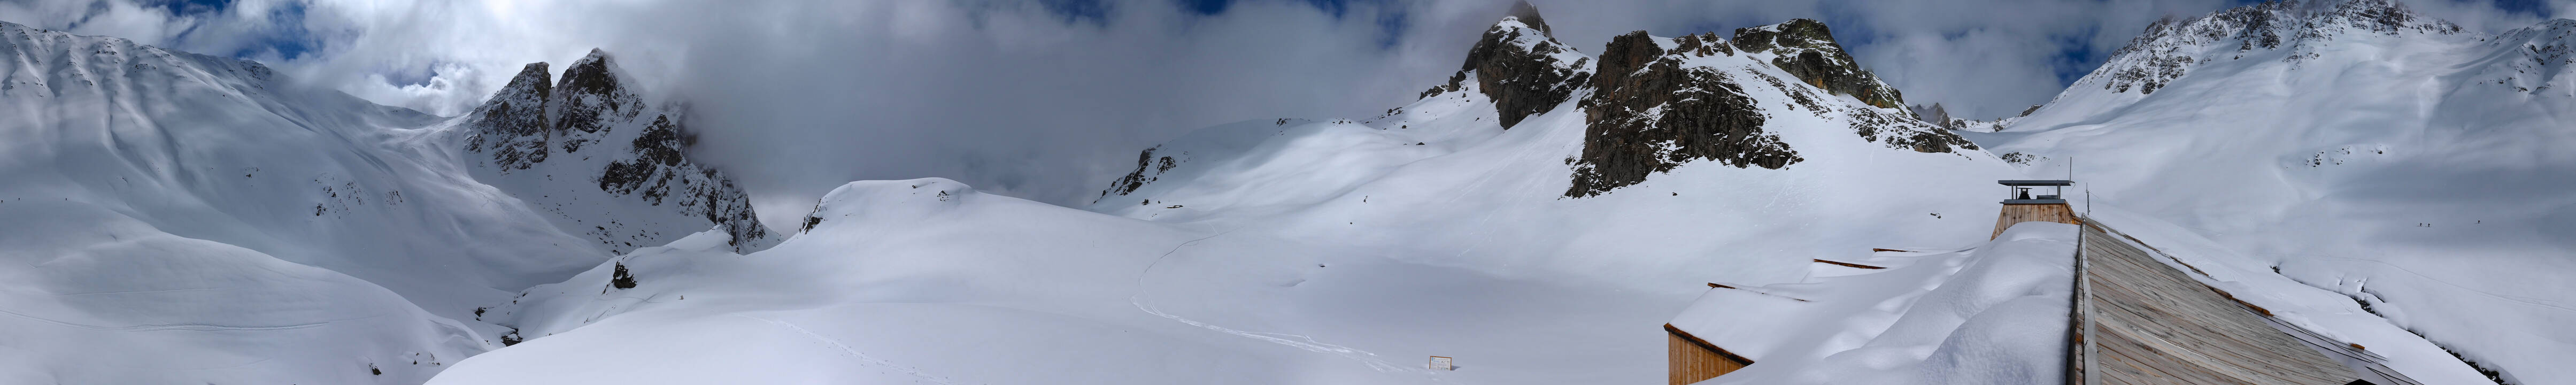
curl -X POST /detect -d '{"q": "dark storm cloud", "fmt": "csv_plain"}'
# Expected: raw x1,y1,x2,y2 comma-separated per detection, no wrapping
2,0,2564,230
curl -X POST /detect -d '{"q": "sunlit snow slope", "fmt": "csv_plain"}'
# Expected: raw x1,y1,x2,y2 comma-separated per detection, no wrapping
1978,1,2576,383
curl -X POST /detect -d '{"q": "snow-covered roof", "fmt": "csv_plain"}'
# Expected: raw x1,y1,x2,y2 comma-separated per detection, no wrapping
1665,222,2081,383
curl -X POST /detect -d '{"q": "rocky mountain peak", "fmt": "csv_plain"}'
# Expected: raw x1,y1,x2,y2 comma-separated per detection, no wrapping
1567,31,1794,198
456,48,778,255
557,49,623,102
551,49,644,151
1731,19,1906,109
1420,1,1592,129
465,63,557,171
497,62,556,102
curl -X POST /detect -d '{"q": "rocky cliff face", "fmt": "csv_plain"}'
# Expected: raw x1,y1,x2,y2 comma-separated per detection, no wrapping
465,63,553,171
458,49,777,253
1567,32,1795,197
1731,19,1906,109
1422,1,1592,129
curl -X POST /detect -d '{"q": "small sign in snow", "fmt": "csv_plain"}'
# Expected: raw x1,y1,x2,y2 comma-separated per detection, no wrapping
1429,356,1454,371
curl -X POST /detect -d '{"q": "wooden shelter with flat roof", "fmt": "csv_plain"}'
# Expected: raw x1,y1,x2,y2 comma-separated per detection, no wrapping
1994,180,2079,238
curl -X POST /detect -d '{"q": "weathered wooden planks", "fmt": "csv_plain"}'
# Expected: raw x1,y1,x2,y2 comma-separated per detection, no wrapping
1667,324,1750,384
1995,203,2081,238
2074,227,2361,384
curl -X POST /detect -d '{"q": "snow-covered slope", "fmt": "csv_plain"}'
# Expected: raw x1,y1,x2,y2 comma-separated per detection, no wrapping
12,0,2561,383
1979,1,2576,383
0,20,543,382
0,20,774,383
1081,12,2003,289
438,5,2048,384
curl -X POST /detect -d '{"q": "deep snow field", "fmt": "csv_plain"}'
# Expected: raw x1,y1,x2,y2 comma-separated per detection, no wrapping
3,1,2572,384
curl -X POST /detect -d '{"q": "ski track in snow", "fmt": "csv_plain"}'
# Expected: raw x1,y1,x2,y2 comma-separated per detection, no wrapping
1129,299,1425,375
2311,256,2576,313
1124,226,1436,377
732,314,957,384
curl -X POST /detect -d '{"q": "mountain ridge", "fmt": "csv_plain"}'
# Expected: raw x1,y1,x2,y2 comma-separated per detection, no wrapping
451,49,779,254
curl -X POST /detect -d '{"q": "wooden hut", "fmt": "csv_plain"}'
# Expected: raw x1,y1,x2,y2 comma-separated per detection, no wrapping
1993,180,2079,238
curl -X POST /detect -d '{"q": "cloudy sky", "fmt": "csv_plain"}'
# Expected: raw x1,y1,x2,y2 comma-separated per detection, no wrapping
2,0,2567,229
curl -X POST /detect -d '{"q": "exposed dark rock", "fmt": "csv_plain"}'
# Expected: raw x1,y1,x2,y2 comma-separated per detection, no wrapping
1732,19,1906,109
1099,145,1162,199
2000,152,2040,165
598,115,684,201
551,49,640,153
1848,105,1976,153
610,262,637,289
1436,1,1592,129
2019,104,2042,117
1567,32,1795,198
464,63,553,172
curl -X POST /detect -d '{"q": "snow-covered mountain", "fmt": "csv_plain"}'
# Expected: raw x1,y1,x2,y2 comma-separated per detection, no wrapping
5,0,2566,383
435,4,2059,384
0,20,770,383
450,50,777,255
1980,1,2576,383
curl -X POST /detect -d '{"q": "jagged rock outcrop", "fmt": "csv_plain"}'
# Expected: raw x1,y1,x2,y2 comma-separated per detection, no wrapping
1731,19,1905,109
1100,145,1175,199
551,52,642,154
1850,104,1978,153
1421,1,1592,129
459,49,777,253
1567,32,1795,197
465,63,553,171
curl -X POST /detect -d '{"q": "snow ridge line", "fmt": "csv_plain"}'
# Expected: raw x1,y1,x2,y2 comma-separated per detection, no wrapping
732,314,957,384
